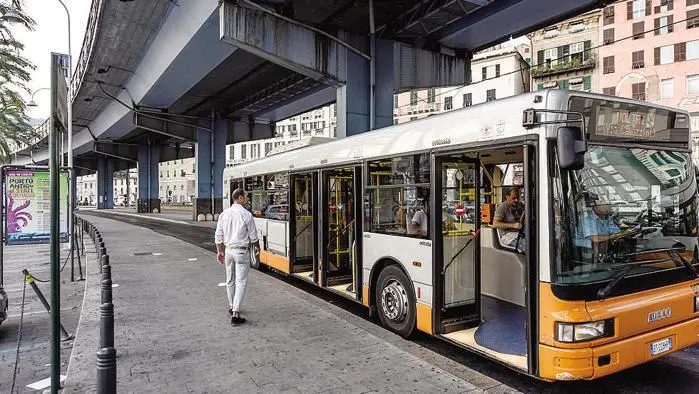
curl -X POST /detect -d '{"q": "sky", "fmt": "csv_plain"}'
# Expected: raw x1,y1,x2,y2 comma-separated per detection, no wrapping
10,0,92,122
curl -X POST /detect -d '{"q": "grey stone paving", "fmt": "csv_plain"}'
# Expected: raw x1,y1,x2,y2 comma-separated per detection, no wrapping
0,242,86,393
63,215,514,393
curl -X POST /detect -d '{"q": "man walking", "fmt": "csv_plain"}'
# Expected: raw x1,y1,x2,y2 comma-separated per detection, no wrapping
215,188,260,325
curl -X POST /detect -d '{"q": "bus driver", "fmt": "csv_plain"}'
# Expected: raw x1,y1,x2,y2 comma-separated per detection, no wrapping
492,187,526,252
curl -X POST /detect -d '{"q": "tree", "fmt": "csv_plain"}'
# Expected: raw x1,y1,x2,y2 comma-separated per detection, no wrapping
0,0,36,163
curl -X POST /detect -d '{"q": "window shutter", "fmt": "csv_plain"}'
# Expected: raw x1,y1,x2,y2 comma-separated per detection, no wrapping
537,83,544,91
654,47,661,65
584,40,591,61
668,15,674,32
654,17,660,34
559,80,568,90
675,42,686,62
668,0,673,11
627,1,633,19
583,76,591,91
654,5,660,14
645,0,651,16
537,50,544,65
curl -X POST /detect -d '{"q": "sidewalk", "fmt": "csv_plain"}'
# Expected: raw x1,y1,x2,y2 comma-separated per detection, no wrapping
64,214,516,393
0,243,86,393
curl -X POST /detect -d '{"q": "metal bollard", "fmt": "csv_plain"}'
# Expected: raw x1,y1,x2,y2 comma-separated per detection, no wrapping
101,277,113,305
100,302,115,349
96,347,117,394
101,256,111,281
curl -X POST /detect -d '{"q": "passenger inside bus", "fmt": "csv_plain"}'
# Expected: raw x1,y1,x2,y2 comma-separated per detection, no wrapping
492,187,526,252
409,199,429,237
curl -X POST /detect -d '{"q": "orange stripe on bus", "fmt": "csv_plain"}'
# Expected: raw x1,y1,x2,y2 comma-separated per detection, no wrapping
416,303,432,335
260,251,290,274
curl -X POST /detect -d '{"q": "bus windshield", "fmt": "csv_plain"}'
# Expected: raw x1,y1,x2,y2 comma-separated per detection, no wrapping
553,145,699,286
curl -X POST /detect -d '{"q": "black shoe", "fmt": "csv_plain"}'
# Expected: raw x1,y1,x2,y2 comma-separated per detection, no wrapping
231,316,246,325
228,308,234,316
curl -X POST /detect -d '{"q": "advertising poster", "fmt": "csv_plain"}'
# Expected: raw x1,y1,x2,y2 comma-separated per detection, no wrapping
4,170,69,245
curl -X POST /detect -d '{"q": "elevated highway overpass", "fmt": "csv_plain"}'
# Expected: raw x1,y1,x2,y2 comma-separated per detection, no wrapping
11,0,613,217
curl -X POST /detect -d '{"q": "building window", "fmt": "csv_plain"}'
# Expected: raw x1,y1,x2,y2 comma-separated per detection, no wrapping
603,5,615,25
688,39,699,60
627,0,647,19
688,75,699,94
603,87,616,96
569,20,585,32
654,0,673,13
410,91,418,106
444,96,453,110
393,95,398,108
655,15,674,34
632,82,646,100
661,79,674,99
688,9,699,29
675,42,687,62
632,50,645,68
632,21,645,39
495,64,500,77
543,47,558,66
427,88,436,103
463,93,472,107
241,145,247,159
688,0,699,7
486,89,496,102
657,44,674,64
603,56,615,74
603,28,615,44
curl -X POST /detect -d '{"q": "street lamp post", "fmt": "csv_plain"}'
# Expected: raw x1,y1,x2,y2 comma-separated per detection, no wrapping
27,87,50,107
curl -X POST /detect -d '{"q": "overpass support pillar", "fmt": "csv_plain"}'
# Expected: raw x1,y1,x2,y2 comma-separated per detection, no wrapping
96,158,114,209
193,119,227,221
336,37,394,137
137,144,161,213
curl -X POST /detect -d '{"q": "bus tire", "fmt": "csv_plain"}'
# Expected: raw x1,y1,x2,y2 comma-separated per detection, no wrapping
376,265,416,338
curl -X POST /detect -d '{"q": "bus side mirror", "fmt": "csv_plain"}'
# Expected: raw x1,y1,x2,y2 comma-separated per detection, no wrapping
557,126,587,170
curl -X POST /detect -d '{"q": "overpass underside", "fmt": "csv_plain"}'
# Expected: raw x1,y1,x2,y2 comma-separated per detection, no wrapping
14,0,613,218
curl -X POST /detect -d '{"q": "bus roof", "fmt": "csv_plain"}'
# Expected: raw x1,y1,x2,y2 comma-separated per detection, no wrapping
223,90,689,179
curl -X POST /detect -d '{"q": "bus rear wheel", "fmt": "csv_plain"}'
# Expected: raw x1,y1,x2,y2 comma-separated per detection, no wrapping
376,265,415,338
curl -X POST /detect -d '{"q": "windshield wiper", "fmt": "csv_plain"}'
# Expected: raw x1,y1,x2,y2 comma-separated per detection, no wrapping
597,257,677,300
597,248,699,300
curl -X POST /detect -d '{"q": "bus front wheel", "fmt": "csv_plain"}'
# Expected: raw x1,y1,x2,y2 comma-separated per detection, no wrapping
376,265,415,338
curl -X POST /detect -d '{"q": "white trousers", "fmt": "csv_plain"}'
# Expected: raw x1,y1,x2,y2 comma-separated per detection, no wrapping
225,247,250,312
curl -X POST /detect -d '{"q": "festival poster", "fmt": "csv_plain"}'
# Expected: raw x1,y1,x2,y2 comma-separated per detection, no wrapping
4,170,69,245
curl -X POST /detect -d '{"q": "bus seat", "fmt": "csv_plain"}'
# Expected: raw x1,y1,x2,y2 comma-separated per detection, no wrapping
480,228,526,307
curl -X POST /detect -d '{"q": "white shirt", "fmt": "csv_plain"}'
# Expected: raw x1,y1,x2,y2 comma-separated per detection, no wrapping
214,204,259,247
411,210,428,235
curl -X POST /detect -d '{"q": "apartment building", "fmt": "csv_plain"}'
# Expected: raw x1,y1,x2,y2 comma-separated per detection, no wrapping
159,159,196,204
530,10,602,92
76,169,138,206
226,104,337,165
598,0,699,125
393,40,531,124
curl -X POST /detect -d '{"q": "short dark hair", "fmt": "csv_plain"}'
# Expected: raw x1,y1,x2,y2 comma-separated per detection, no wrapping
507,187,520,197
232,188,246,201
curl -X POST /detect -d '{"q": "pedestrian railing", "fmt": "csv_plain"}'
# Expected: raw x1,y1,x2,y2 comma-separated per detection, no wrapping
77,216,117,394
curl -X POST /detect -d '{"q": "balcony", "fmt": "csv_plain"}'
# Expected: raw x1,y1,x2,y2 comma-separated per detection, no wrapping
531,55,596,78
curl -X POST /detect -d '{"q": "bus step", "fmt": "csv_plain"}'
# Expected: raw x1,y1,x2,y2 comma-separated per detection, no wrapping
441,315,480,334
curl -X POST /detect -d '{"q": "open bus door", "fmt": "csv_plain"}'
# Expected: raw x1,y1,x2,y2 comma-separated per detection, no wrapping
433,145,537,375
289,172,318,283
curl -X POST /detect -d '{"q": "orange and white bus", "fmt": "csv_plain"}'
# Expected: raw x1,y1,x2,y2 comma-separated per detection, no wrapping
222,90,699,381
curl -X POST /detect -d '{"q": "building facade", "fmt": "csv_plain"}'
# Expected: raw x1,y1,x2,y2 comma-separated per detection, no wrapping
226,104,337,166
530,10,602,93
393,41,531,124
159,159,196,204
77,169,138,206
597,0,699,139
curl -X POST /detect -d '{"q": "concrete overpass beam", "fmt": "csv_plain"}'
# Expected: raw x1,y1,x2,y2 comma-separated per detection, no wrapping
137,144,161,213
193,119,227,221
97,158,115,209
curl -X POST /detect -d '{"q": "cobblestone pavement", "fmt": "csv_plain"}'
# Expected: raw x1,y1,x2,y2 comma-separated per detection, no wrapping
65,214,515,393
0,242,87,393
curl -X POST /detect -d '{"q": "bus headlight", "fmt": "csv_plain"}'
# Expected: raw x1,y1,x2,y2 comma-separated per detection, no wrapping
556,320,613,343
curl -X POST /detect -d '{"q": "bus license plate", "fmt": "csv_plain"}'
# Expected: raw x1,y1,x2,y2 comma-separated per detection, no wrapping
649,338,672,356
